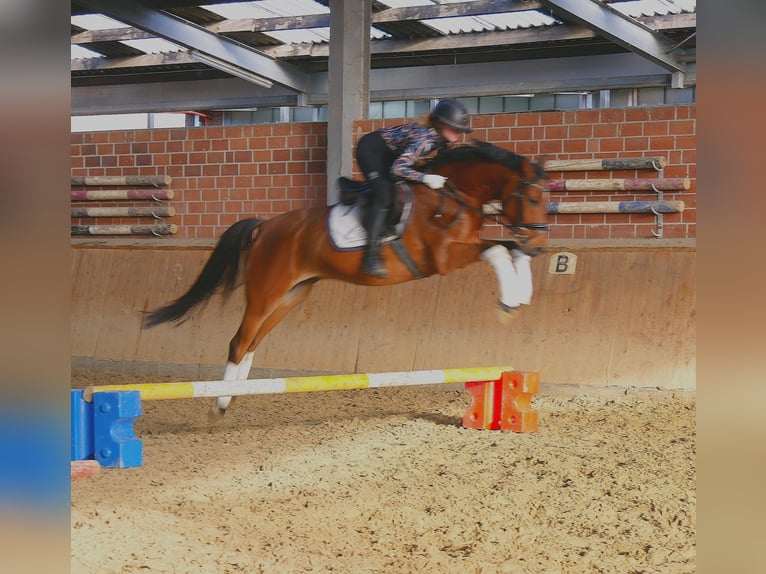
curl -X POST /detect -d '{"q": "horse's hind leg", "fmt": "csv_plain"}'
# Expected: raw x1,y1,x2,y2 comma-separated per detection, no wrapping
209,279,317,422
207,351,255,422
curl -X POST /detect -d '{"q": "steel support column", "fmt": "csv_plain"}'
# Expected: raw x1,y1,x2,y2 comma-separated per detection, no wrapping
326,0,370,205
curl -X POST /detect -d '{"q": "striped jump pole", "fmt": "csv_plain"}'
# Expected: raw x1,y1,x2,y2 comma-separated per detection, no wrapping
547,200,685,214
71,189,175,201
71,223,178,236
72,367,540,469
483,200,685,215
547,177,690,191
83,366,517,402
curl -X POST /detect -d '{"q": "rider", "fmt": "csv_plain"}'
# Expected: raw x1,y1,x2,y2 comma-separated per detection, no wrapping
355,98,473,278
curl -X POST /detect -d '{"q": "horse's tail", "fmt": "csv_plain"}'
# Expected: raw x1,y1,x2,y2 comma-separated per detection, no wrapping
143,218,264,328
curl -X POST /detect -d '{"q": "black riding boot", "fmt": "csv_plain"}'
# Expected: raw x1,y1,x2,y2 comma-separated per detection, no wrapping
361,208,389,278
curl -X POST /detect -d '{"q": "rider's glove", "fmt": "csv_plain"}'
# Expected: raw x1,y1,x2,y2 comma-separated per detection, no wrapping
422,174,447,190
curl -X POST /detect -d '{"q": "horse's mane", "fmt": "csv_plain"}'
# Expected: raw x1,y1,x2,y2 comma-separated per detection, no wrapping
426,140,527,173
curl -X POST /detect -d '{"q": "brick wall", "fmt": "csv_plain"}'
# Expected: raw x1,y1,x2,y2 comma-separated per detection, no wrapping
71,104,695,240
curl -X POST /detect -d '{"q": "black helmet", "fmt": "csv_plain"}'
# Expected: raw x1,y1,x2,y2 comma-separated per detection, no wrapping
430,99,472,133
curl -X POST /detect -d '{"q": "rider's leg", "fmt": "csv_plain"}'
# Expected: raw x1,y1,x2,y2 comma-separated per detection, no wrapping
361,175,393,278
355,131,396,279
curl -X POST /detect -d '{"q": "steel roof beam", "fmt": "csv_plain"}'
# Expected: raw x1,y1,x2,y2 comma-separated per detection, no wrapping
73,52,694,115
72,25,600,70
539,0,686,73
72,79,302,115
73,0,544,43
75,0,310,92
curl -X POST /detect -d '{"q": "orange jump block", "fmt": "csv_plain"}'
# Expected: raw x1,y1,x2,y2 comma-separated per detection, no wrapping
71,460,101,479
462,370,539,432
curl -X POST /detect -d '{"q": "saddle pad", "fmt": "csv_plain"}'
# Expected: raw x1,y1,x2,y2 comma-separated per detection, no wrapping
327,189,413,251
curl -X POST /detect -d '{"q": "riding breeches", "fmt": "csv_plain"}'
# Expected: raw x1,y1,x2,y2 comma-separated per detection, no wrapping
355,131,398,213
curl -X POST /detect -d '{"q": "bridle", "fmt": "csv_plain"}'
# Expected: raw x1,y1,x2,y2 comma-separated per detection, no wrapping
504,179,549,234
433,178,549,236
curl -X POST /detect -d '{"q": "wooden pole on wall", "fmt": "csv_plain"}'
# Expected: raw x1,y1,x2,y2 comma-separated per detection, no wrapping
71,189,174,201
71,206,176,218
71,175,172,187
544,157,666,172
548,178,690,191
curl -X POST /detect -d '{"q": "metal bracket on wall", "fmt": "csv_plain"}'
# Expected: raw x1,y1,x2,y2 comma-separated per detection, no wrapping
650,159,664,238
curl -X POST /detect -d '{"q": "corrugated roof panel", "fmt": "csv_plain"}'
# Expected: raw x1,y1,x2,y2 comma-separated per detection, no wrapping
421,10,557,35
421,16,491,34
71,45,105,60
422,10,558,34
607,0,696,18
204,0,329,19
71,14,129,30
265,26,390,44
121,38,185,54
203,0,332,44
266,28,330,44
486,11,560,29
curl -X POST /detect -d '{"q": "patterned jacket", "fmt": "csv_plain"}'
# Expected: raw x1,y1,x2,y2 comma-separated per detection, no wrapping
378,123,450,182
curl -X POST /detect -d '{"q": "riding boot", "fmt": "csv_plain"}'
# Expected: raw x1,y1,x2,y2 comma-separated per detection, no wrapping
361,208,389,278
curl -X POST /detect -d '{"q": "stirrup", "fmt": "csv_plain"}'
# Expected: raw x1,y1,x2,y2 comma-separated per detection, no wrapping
362,251,388,278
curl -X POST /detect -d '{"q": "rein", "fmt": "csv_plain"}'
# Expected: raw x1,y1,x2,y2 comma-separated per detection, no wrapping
433,180,549,234
432,181,476,229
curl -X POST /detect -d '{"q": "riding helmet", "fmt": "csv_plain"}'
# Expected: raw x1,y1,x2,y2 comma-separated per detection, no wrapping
430,99,473,133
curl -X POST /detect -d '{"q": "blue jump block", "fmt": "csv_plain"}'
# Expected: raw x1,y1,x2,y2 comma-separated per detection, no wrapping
70,389,143,469
71,389,94,461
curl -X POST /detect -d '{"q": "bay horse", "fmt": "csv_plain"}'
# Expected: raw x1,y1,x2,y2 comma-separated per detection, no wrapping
144,140,549,421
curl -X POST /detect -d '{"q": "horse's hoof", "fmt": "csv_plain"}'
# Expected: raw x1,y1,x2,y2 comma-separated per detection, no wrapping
208,406,226,424
497,300,521,313
495,301,520,325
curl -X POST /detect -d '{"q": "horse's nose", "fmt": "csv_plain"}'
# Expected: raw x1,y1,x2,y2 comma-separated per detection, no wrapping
520,229,547,257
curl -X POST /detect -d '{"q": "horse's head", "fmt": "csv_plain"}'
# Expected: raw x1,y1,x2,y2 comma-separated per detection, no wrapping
426,141,549,256
498,156,549,256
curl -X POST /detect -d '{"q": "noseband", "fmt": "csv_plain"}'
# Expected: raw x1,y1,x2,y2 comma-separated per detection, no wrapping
507,180,549,234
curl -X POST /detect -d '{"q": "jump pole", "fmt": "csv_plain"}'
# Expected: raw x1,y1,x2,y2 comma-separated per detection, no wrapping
72,367,539,469
83,366,519,401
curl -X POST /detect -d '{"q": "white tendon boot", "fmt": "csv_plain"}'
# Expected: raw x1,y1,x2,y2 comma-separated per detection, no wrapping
511,249,533,305
209,352,254,423
480,244,522,311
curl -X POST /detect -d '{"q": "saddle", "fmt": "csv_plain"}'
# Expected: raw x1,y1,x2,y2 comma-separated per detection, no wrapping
328,178,413,250
336,176,408,226
330,178,423,277
337,176,370,206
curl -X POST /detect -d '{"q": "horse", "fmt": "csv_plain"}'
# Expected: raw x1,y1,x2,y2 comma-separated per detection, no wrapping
144,140,549,421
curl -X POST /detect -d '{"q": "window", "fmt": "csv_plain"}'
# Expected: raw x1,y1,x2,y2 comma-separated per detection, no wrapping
72,87,696,131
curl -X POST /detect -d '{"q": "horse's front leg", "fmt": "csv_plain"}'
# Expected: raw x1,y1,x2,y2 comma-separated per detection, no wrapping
480,244,521,312
510,248,533,305
480,243,534,315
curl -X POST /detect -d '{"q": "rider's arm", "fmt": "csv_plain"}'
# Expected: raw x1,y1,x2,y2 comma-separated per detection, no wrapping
390,132,437,182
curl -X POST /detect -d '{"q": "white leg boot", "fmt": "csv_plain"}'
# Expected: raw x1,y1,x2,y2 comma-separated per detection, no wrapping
511,249,533,305
209,352,254,423
480,244,522,311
